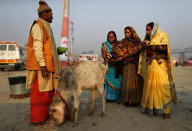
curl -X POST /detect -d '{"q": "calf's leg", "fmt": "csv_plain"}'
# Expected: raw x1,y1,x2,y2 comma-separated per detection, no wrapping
73,93,80,126
70,96,74,121
98,83,106,117
88,88,98,116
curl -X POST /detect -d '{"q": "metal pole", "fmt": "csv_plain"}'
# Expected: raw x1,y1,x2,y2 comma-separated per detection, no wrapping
70,21,74,54
69,21,74,64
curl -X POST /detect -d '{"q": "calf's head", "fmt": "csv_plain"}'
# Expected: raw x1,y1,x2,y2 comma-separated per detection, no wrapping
49,96,66,125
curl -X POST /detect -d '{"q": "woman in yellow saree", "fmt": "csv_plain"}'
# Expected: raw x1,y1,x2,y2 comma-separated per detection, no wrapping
138,22,177,118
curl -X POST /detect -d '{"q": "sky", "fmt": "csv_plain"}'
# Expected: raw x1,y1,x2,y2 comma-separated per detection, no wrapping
0,0,192,55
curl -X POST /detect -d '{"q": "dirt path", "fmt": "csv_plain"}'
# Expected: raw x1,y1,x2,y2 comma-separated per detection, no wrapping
0,67,192,131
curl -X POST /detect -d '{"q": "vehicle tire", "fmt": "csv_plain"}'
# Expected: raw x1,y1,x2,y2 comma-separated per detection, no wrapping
22,63,26,70
15,64,21,70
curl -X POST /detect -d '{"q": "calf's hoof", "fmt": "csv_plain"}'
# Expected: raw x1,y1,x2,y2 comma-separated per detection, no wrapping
70,116,74,121
53,121,64,126
163,114,171,119
72,122,79,127
100,112,105,117
88,111,93,116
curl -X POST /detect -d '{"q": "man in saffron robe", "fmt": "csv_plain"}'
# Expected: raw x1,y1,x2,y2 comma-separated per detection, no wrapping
26,1,60,124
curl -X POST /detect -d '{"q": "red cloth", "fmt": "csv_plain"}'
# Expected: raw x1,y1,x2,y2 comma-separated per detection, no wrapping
30,73,54,123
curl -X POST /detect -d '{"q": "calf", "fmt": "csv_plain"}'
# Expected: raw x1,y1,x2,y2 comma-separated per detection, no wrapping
49,61,108,126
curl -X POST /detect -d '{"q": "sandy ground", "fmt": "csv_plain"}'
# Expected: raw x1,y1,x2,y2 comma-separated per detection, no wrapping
0,67,192,131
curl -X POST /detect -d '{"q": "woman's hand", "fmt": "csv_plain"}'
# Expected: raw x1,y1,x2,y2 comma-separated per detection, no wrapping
142,40,151,48
115,56,123,61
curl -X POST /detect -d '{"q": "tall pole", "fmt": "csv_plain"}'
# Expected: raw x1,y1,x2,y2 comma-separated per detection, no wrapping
60,0,70,69
69,21,74,65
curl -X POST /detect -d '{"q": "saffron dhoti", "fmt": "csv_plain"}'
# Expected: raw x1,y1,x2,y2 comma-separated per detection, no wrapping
30,74,54,123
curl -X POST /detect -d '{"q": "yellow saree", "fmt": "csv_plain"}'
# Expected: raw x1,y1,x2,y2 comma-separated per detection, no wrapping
139,25,177,115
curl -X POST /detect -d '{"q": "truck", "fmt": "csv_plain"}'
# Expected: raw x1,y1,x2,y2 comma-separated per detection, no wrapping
0,41,26,70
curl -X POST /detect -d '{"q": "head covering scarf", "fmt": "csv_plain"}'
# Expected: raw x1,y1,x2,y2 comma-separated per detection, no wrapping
150,22,159,40
126,26,141,43
37,0,52,14
112,26,141,57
